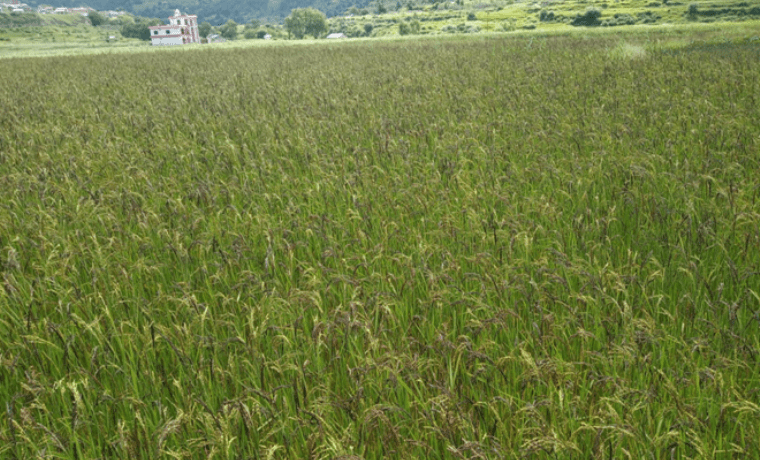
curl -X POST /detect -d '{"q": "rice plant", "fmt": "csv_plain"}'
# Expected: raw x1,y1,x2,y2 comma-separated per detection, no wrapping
1,28,759,459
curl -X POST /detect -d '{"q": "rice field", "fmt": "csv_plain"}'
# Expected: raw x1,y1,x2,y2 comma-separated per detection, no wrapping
1,27,760,459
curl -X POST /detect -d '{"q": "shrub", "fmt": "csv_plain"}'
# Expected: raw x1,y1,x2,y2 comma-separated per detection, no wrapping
459,22,479,32
571,7,602,26
498,21,514,32
539,10,555,22
637,11,661,23
467,12,477,21
399,19,420,35
602,13,637,26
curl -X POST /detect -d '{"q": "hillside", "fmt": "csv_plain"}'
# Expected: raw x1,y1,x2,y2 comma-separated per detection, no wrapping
11,0,760,27
18,0,375,24
0,11,90,27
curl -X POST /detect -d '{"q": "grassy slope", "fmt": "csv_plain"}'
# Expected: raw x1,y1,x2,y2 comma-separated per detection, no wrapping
1,25,760,459
0,14,151,58
0,12,90,27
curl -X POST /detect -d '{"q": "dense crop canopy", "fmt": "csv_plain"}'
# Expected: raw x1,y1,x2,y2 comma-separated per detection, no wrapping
1,32,760,458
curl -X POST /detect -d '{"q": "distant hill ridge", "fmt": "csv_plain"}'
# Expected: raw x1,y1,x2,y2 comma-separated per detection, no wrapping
18,0,374,24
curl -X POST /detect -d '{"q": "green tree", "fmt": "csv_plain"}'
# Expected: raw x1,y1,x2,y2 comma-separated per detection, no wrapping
88,11,107,27
246,19,261,29
120,17,162,41
198,21,212,38
364,23,373,35
220,19,238,40
284,8,327,39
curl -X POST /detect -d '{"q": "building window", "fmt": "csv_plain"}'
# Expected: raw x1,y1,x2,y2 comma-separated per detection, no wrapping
166,30,170,34
153,30,158,35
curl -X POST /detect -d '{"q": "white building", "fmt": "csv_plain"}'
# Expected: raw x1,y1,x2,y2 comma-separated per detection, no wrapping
1,1,36,12
70,7,92,16
149,9,200,46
